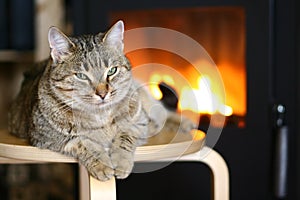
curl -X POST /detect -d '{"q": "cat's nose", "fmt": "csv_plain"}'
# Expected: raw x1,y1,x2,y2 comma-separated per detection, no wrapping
96,83,108,100
96,91,107,100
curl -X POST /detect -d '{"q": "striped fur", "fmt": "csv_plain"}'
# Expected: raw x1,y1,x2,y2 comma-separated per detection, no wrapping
8,21,196,181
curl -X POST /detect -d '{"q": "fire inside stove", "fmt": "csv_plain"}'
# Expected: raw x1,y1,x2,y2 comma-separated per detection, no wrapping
111,7,246,128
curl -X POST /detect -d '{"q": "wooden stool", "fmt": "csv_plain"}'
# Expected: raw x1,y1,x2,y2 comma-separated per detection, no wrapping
0,129,229,200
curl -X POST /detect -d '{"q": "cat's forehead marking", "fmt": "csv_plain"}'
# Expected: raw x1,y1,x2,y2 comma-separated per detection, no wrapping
102,58,109,68
88,52,105,67
75,34,123,71
83,62,89,71
73,35,97,56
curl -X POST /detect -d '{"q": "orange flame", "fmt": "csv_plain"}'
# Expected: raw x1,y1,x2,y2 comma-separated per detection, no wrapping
148,73,233,117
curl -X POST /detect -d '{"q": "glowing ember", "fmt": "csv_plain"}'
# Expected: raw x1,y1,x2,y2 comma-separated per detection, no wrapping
190,129,206,141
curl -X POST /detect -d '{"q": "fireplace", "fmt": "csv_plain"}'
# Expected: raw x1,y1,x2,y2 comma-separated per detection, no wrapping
71,0,299,199
111,7,246,130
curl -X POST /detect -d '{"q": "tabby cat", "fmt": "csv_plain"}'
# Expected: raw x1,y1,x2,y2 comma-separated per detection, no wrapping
8,20,195,181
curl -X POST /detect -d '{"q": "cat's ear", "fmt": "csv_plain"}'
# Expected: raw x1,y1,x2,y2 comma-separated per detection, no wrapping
102,20,124,52
48,27,75,63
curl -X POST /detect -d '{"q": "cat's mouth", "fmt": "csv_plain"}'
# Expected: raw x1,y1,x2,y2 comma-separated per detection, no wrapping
93,90,113,105
78,94,111,108
95,100,108,105
93,96,111,106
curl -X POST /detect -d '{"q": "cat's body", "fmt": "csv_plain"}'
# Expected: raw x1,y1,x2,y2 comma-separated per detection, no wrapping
8,21,195,181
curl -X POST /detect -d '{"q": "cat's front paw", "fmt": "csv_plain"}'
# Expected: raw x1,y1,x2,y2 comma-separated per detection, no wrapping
110,150,134,179
86,157,115,181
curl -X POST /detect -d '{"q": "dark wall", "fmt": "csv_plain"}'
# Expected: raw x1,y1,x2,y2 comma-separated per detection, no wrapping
273,0,298,199
296,0,300,199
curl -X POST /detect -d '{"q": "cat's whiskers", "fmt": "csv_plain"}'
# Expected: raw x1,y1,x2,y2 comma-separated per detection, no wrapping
50,101,72,117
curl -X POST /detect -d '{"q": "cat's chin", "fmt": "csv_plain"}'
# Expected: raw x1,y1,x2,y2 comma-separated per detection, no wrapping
95,102,110,109
94,100,113,109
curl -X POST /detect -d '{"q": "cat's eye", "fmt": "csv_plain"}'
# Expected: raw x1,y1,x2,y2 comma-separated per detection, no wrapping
107,67,118,76
75,73,89,80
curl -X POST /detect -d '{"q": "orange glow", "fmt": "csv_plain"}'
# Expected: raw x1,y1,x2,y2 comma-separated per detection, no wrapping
218,62,246,116
190,129,206,141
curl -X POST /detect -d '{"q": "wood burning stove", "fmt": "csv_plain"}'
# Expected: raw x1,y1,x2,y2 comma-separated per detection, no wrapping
71,0,299,199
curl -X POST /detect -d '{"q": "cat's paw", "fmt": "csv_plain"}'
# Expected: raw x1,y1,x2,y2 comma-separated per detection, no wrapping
86,157,115,181
110,150,134,179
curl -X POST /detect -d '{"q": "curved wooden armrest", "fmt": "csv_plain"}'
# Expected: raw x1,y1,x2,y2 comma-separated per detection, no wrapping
0,129,205,163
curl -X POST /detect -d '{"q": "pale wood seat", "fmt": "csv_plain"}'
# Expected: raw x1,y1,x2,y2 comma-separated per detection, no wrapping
0,129,229,200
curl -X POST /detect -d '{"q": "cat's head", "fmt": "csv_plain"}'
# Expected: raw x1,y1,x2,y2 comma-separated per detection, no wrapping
47,20,132,112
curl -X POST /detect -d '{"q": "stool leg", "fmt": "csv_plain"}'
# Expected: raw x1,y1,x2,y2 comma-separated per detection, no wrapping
201,147,230,200
90,176,116,200
176,147,230,200
79,164,117,200
79,164,90,200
